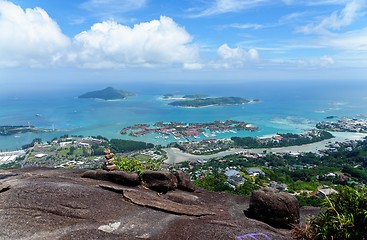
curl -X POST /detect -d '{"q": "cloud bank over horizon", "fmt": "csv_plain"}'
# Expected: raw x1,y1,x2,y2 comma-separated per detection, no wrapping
0,0,366,81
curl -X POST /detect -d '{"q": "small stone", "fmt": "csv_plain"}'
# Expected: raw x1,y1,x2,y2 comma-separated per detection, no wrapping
98,221,121,233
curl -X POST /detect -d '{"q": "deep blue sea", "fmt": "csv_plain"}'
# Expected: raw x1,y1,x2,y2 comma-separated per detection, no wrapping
1,80,367,151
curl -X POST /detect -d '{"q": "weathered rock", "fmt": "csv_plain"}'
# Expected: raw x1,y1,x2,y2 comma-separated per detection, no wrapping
0,182,10,193
122,188,215,216
82,169,140,186
244,188,300,228
142,170,178,192
0,167,294,240
174,171,196,192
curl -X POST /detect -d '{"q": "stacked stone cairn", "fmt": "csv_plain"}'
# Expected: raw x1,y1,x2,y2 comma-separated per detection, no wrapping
102,148,118,171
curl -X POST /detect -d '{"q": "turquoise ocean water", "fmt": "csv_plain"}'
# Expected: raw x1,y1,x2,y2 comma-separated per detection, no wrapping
1,80,367,151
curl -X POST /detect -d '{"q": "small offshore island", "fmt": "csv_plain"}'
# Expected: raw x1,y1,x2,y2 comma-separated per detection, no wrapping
169,97,255,108
162,93,259,108
0,125,53,136
78,87,135,100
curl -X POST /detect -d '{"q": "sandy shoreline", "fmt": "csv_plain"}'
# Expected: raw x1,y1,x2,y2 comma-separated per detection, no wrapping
164,132,367,164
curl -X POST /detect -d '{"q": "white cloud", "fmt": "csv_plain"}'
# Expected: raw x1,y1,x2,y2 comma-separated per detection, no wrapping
0,0,70,67
183,63,204,70
213,44,259,68
270,55,336,68
229,23,264,29
319,27,367,50
320,55,335,66
70,16,199,68
299,0,366,34
193,0,268,17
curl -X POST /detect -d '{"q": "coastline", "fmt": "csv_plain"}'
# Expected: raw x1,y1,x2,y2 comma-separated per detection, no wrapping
163,132,367,164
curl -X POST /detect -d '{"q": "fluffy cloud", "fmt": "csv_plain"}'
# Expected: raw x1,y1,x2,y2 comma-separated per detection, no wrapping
214,44,259,68
69,16,199,68
0,1,199,69
0,0,70,67
320,55,335,66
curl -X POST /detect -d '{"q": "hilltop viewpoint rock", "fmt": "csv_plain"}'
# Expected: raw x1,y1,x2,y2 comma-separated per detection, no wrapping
0,167,309,239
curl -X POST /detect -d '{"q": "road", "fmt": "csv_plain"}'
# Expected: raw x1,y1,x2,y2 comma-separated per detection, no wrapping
163,132,367,164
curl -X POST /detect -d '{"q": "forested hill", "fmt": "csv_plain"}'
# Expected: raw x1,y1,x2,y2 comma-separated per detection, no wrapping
78,87,135,100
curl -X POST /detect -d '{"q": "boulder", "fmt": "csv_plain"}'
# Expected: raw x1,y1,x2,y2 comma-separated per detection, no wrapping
174,171,195,192
141,170,178,193
81,170,140,186
244,188,300,228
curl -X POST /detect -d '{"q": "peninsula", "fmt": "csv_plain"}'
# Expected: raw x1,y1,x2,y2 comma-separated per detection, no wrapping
169,97,253,108
78,87,135,100
120,120,258,139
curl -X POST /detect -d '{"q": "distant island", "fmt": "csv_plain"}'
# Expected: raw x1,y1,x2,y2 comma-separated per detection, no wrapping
169,97,255,108
0,125,53,136
78,87,135,100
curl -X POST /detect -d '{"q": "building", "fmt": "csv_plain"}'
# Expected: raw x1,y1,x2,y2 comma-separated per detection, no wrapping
228,175,245,186
317,188,338,199
225,170,240,177
247,167,265,176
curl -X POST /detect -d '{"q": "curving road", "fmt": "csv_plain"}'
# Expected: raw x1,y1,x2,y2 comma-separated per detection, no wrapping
163,132,367,164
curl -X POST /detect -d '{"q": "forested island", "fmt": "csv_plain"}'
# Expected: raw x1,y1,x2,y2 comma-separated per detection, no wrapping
78,87,135,100
169,97,254,108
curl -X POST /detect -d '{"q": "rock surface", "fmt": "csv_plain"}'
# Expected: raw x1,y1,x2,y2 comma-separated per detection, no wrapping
0,167,300,239
82,169,140,186
245,188,300,228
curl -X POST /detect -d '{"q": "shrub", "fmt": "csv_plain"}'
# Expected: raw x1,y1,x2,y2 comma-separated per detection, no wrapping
302,186,367,240
114,156,162,175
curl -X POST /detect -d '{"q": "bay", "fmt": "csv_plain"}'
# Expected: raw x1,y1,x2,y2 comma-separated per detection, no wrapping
1,80,366,151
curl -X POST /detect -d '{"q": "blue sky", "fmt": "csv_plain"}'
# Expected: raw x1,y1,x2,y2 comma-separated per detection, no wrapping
1,0,367,89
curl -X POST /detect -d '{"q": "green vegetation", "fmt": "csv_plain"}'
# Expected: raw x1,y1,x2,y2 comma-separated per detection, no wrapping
114,156,163,175
193,172,261,195
78,87,135,100
232,131,334,148
109,139,154,152
301,187,367,240
22,138,42,149
169,97,250,107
